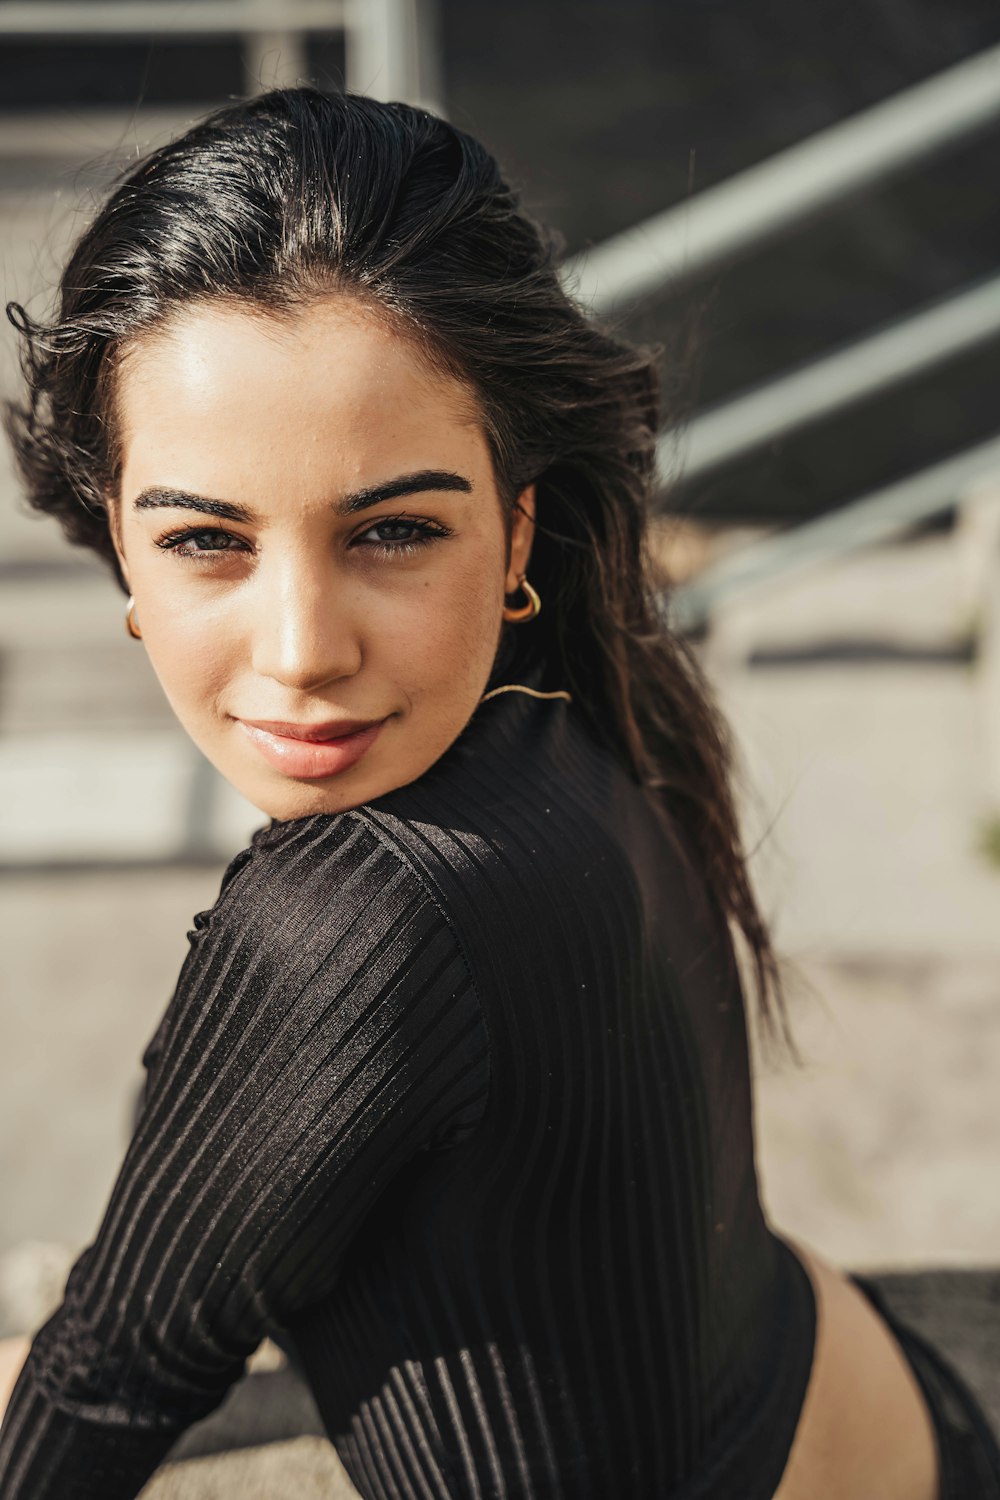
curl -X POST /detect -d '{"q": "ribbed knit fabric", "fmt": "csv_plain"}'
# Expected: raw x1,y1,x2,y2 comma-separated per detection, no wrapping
0,669,816,1500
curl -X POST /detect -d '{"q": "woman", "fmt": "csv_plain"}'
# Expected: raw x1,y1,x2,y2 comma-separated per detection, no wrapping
0,87,993,1499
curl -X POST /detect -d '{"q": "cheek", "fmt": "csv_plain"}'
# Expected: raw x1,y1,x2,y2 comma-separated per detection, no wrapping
133,590,239,720
380,549,504,693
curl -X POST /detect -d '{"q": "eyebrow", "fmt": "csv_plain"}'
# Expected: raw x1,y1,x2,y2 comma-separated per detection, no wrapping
132,469,474,522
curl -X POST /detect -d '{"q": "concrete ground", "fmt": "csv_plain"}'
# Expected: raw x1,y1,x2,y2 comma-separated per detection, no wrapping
141,1439,354,1500
713,540,1000,1270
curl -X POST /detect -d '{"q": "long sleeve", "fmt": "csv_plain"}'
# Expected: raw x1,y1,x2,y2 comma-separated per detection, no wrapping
0,813,490,1500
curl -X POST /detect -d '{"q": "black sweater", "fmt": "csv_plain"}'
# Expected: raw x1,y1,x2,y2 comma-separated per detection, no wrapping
0,674,814,1499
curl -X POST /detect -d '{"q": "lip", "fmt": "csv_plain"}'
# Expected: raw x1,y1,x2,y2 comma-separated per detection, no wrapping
236,715,389,780
242,717,383,742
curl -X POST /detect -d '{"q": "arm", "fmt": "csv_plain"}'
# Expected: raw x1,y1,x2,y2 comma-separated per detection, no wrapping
0,814,488,1499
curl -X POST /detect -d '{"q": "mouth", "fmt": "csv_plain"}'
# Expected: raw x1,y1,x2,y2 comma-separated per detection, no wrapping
241,717,384,742
235,715,390,780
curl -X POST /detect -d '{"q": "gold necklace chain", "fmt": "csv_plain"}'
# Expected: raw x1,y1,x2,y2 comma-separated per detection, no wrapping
478,683,573,705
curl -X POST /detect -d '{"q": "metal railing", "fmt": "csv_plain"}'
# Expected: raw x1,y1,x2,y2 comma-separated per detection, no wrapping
0,2,346,32
563,42,1000,637
561,42,1000,315
658,274,1000,486
666,434,1000,633
0,0,443,147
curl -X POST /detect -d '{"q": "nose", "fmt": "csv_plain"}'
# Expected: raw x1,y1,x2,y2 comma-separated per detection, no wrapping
250,553,362,692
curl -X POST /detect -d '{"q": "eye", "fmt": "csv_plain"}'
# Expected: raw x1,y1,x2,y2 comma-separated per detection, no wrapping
352,515,452,557
155,526,251,559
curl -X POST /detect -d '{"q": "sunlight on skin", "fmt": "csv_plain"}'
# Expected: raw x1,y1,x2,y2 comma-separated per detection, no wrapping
108,294,536,823
773,1241,939,1500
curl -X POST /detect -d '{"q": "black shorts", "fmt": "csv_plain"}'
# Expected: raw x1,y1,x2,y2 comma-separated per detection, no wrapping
850,1273,1000,1498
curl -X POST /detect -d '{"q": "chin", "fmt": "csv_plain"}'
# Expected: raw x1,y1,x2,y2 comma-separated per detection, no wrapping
241,757,422,822
245,772,379,824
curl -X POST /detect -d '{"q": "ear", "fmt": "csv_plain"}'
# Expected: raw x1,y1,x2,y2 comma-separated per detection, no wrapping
505,483,536,592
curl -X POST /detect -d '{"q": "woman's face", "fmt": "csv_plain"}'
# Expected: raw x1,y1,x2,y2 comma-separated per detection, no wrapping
109,295,535,821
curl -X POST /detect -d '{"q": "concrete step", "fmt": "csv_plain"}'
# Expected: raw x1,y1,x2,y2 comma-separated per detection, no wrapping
0,730,261,865
717,663,1000,958
0,574,261,865
143,1436,355,1500
701,528,978,660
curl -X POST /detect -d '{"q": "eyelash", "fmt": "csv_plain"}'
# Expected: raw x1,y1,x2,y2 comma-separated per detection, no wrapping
153,514,453,562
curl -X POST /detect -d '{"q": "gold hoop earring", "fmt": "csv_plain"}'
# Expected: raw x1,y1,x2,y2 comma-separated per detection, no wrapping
502,574,541,624
125,596,142,640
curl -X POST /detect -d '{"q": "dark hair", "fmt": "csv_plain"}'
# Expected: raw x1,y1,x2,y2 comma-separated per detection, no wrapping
5,87,786,1038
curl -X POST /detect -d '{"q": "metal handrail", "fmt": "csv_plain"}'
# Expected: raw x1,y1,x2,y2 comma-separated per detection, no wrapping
658,274,1000,485
0,1,347,33
0,0,442,142
665,433,1000,633
562,43,1000,316
550,45,1000,631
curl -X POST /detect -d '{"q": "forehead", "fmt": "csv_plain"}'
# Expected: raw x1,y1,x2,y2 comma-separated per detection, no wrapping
115,295,488,498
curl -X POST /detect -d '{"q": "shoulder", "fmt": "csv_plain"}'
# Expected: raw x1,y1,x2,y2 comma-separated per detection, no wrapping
143,808,489,1149
207,810,449,955
196,691,630,985
164,809,480,1059
349,693,640,956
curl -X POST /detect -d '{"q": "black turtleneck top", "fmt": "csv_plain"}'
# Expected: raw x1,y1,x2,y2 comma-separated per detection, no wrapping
0,670,815,1500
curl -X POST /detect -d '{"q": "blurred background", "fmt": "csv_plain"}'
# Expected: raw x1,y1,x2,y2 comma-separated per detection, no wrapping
2,0,1000,1337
